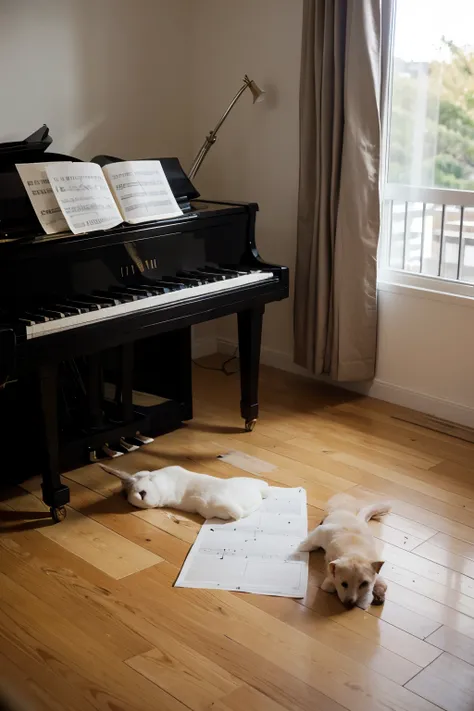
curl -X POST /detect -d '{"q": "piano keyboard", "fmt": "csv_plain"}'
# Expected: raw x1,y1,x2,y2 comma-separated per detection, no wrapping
17,267,274,340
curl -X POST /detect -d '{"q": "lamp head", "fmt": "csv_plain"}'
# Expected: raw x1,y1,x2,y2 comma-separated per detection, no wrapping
244,75,265,103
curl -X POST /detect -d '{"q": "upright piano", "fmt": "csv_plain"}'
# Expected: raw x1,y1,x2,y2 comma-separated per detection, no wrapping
0,126,288,522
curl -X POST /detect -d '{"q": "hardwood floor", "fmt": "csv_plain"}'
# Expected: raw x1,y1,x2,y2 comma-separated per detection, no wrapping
1,358,474,711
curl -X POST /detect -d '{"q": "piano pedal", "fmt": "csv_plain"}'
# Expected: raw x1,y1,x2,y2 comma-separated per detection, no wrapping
119,437,139,453
134,432,154,445
102,444,124,458
89,450,98,462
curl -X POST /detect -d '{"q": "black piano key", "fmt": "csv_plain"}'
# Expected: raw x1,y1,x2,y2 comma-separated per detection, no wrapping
24,311,49,322
57,297,91,314
37,308,66,319
18,317,35,326
79,296,110,309
107,288,140,301
54,302,86,315
176,271,206,285
193,269,226,281
62,298,97,312
163,276,197,287
121,286,153,297
51,308,76,317
137,282,167,295
204,265,241,277
151,280,185,291
92,291,122,306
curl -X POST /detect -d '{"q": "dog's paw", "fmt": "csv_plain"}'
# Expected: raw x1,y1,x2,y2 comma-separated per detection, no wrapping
321,577,336,593
371,578,387,606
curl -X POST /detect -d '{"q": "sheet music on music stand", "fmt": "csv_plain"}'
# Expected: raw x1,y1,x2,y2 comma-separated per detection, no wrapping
175,487,309,598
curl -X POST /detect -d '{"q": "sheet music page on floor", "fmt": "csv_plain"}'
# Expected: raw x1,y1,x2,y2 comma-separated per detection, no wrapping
175,487,309,597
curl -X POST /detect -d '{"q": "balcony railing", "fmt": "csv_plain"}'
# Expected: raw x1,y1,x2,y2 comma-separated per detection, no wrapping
383,184,474,285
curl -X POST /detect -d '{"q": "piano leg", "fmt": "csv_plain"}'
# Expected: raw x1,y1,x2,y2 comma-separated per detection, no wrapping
39,363,70,522
237,306,264,432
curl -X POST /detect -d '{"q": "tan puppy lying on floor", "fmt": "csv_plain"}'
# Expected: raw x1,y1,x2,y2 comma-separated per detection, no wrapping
299,494,391,609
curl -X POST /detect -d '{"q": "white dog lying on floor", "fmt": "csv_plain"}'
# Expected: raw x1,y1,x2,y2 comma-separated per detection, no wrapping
299,494,391,609
99,463,269,520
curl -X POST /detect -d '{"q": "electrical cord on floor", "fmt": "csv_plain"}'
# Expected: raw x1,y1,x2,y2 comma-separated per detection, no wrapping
192,347,239,376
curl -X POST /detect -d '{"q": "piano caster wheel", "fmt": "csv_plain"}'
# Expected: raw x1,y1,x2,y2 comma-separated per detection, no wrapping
245,418,257,432
50,506,67,524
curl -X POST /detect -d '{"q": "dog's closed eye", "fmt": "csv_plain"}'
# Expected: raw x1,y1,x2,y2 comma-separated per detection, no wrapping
139,490,147,500
341,582,348,589
359,580,369,589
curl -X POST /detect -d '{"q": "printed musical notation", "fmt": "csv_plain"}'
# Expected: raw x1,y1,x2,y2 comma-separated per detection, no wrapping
175,487,309,597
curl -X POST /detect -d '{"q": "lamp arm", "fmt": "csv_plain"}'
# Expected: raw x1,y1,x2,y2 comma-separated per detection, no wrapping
188,78,251,180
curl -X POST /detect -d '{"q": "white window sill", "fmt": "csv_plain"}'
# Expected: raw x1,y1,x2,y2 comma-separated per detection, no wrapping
377,269,474,308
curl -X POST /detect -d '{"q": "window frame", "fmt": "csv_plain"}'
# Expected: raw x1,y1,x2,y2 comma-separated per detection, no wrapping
378,0,474,301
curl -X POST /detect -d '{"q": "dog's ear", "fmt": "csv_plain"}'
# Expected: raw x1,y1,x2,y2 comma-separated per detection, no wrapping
329,561,338,577
372,561,384,574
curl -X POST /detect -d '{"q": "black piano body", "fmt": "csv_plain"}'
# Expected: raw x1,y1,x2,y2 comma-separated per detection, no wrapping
0,127,289,522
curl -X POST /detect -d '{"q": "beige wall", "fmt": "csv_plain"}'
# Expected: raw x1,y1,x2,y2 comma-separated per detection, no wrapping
373,287,474,425
0,0,191,163
190,0,303,351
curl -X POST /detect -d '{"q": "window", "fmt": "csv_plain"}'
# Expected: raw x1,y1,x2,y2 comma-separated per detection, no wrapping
380,0,474,296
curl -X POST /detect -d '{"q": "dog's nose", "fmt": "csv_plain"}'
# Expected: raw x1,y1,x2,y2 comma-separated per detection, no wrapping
138,490,147,500
344,599,356,610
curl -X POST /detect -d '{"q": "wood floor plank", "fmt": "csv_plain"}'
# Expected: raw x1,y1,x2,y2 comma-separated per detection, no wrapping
0,534,152,660
254,427,474,518
120,566,441,711
337,401,474,450
413,540,474,579
353,487,474,544
304,407,473,469
102,576,346,711
246,593,425,684
0,574,187,711
426,533,474,562
212,685,293,711
379,514,438,543
426,626,474,665
406,670,473,711
406,653,474,711
382,542,474,597
420,652,474,701
202,434,355,494
366,600,442,640
8,481,163,579
0,648,85,711
383,563,474,617
126,634,240,711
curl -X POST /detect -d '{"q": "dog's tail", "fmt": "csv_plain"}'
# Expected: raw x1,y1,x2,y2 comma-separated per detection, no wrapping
326,493,391,522
98,462,133,482
357,500,392,522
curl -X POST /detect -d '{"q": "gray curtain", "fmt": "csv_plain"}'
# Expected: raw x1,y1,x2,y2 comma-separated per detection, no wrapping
294,0,394,381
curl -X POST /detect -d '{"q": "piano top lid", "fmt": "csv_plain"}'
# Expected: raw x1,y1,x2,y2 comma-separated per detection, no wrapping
0,124,52,166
